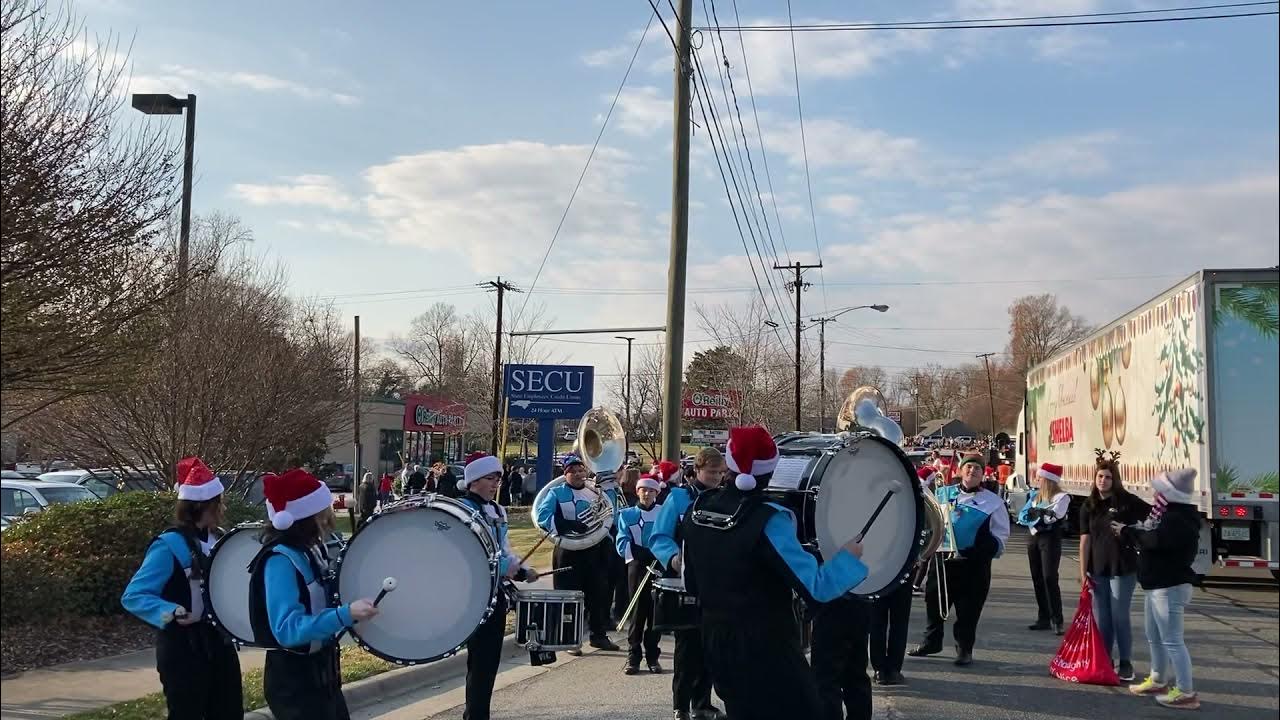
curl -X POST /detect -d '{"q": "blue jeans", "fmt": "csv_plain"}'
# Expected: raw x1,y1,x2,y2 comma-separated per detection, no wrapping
1144,584,1194,692
1089,573,1137,662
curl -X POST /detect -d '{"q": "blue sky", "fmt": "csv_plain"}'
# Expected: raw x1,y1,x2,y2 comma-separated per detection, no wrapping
82,0,1279,383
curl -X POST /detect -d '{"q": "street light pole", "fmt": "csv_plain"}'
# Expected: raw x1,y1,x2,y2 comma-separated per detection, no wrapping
132,93,196,285
616,336,635,456
808,304,889,433
978,352,998,437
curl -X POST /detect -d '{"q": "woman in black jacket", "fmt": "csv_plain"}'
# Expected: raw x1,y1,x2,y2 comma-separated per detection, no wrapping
1114,468,1201,711
1077,453,1149,681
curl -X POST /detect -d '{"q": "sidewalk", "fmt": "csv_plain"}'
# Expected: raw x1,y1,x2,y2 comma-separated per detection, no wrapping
0,646,266,719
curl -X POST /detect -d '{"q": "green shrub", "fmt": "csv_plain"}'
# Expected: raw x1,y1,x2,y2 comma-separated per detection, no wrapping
1,492,264,627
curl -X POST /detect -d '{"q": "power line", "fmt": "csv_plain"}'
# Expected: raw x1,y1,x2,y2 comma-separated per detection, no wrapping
784,0,827,313
644,0,679,51
702,5,1277,32
511,10,655,329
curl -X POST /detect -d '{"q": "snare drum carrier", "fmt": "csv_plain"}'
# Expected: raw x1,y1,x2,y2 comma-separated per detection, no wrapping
762,432,926,600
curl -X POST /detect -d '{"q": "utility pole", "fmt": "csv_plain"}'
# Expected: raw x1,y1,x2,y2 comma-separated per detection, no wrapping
616,336,636,456
483,278,521,454
809,317,836,432
353,315,361,484
978,352,998,437
775,261,822,430
660,0,694,462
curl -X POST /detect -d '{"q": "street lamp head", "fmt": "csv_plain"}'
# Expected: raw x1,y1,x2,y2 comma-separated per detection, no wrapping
764,320,780,328
870,304,890,313
131,93,187,115
615,336,636,342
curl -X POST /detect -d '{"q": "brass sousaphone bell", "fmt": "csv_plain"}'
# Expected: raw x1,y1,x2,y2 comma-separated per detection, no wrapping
530,406,626,552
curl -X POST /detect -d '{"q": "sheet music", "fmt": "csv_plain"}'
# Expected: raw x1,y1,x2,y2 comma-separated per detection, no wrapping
768,456,811,491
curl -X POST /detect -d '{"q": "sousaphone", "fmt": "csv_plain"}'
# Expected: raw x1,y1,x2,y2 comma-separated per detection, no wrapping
530,407,625,552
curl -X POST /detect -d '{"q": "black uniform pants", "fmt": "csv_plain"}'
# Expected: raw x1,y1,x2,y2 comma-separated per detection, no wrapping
610,541,629,620
811,597,873,720
553,542,612,639
263,646,349,720
869,581,913,676
921,557,992,653
155,625,243,720
626,561,661,664
703,619,821,720
1029,529,1064,625
464,595,508,720
673,628,715,711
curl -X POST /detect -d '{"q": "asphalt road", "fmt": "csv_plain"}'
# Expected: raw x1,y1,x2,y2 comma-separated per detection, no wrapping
362,527,1278,719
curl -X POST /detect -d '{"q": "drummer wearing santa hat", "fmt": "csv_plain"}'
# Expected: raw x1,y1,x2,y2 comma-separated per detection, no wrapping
457,452,539,720
680,428,869,720
248,468,380,720
122,456,243,720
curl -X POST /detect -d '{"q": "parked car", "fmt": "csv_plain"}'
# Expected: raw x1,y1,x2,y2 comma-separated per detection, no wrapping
2,479,99,520
1,470,27,480
316,462,354,492
560,430,577,442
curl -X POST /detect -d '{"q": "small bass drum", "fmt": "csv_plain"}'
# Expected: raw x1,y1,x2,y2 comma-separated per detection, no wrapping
651,577,699,632
515,589,584,650
336,497,499,665
764,432,925,600
207,523,264,646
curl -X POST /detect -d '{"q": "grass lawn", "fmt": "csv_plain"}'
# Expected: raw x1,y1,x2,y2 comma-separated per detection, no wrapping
65,647,393,720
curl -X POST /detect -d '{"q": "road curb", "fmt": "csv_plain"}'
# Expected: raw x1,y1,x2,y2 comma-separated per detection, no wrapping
242,633,519,720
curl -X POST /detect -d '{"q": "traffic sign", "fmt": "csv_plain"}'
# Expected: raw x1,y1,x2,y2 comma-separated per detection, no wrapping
503,364,594,419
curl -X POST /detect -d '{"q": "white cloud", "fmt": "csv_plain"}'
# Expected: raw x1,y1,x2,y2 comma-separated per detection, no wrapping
128,64,359,105
999,131,1121,179
822,194,861,217
231,175,356,211
361,142,660,273
613,86,669,136
762,117,925,180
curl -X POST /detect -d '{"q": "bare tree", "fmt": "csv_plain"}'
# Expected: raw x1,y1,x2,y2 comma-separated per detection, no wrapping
1006,294,1092,378
607,342,666,460
694,299,796,430
23,218,351,489
1,0,203,428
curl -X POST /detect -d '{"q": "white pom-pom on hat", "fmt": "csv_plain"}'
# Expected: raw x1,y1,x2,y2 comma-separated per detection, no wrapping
457,478,468,492
735,472,757,491
271,510,294,531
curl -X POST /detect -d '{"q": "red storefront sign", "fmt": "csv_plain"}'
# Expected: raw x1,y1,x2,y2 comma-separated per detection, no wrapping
1049,417,1075,447
403,395,468,432
681,390,741,420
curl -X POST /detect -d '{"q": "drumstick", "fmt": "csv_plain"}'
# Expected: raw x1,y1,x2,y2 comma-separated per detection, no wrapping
537,566,572,577
854,480,905,543
373,576,397,607
518,532,553,566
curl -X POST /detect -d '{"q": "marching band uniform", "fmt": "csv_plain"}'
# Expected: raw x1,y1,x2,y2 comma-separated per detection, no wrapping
615,475,665,674
1019,462,1072,634
534,455,619,651
649,460,722,720
911,455,1010,665
248,469,377,720
681,427,869,720
457,454,537,720
812,594,873,720
597,471,630,624
122,457,242,720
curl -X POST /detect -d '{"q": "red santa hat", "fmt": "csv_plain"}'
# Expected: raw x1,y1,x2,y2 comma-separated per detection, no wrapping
1037,462,1064,484
650,460,680,487
176,456,223,502
917,466,937,484
265,468,333,530
725,426,779,491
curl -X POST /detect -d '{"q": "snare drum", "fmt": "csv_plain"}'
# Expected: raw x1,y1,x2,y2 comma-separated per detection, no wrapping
764,432,926,600
515,589,584,650
651,577,699,632
336,496,499,665
206,523,265,646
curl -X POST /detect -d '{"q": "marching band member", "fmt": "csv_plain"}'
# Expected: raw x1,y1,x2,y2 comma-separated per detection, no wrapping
811,579,873,720
457,453,539,720
681,427,868,720
122,456,243,720
615,472,665,675
534,454,620,652
1019,462,1071,635
248,468,379,720
910,454,1010,666
650,459,679,503
649,450,726,720
596,464,629,625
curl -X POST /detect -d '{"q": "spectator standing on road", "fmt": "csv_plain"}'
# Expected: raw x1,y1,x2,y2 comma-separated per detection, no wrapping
379,472,394,506
522,466,538,503
122,456,242,720
406,464,427,495
1019,463,1072,635
436,462,460,498
1116,468,1202,710
1079,452,1149,682
497,464,513,507
357,472,378,526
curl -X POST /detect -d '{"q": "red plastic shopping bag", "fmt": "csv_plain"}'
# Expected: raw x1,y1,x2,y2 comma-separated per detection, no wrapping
1049,582,1121,686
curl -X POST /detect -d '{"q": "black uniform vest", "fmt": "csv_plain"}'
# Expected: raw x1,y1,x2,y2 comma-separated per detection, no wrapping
681,487,794,625
247,539,327,653
154,527,208,621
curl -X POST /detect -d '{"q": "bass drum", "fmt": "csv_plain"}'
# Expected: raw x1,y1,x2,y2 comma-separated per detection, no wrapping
336,496,499,665
764,432,925,600
207,523,264,646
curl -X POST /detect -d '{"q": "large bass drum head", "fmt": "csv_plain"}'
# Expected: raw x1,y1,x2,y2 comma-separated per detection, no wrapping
337,500,497,664
207,523,264,646
814,435,924,599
